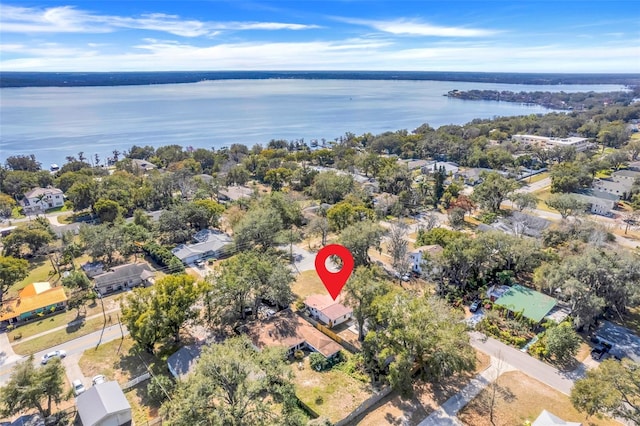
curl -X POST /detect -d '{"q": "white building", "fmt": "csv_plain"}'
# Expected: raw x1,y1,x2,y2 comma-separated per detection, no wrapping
304,294,353,328
512,134,591,152
20,186,64,214
409,245,443,275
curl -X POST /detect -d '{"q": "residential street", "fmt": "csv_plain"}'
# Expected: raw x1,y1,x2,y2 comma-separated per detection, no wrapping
0,324,128,385
468,331,577,395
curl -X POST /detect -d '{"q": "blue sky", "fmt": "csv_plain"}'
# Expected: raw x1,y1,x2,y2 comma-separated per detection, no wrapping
1,1,638,72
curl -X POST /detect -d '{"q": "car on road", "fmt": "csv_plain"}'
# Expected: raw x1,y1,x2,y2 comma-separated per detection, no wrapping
72,379,86,396
591,345,609,360
92,374,106,385
41,350,66,364
469,300,481,313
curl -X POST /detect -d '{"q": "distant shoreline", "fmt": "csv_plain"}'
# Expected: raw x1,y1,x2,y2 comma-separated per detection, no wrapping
2,71,640,88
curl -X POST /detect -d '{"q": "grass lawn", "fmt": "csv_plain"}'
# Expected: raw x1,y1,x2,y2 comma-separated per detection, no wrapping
356,350,491,426
292,270,328,300
12,316,108,355
293,357,371,423
79,337,171,424
10,258,60,296
458,371,619,426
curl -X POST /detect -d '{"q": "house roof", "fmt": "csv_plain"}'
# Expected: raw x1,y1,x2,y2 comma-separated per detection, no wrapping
93,263,154,288
76,381,131,426
532,409,581,426
171,232,232,261
304,294,352,322
0,283,68,322
409,245,444,256
612,169,640,178
219,185,253,201
131,158,156,170
167,345,203,379
495,285,557,323
245,309,342,358
23,187,63,199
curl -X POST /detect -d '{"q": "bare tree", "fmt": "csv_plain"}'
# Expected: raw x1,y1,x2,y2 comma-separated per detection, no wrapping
309,216,330,246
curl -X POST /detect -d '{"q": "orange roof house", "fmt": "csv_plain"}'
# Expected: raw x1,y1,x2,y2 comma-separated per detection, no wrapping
0,282,68,323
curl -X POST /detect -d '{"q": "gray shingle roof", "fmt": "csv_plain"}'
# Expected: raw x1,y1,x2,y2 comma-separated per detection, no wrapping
167,345,203,379
76,381,131,426
93,263,154,288
171,231,232,261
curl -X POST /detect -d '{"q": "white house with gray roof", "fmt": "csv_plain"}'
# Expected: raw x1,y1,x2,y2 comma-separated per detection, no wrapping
20,186,64,214
171,229,233,265
76,381,131,426
93,263,155,296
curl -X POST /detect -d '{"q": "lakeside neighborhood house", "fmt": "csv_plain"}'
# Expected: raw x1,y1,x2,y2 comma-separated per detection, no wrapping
409,245,444,275
512,134,591,152
304,294,353,328
245,309,342,359
167,345,203,380
76,381,132,426
171,229,233,264
0,282,68,326
92,263,155,296
130,158,156,172
20,186,64,214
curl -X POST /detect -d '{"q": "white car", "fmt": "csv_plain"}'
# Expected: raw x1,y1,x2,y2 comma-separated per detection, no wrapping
72,379,86,396
92,374,106,385
41,350,66,364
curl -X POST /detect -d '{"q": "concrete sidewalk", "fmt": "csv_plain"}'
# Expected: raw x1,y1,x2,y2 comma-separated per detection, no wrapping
11,308,121,345
418,357,516,426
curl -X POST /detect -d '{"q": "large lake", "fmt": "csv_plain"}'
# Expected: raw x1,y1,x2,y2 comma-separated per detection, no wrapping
0,79,625,167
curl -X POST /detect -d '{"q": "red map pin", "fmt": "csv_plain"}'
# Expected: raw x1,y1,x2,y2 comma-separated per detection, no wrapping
315,244,354,300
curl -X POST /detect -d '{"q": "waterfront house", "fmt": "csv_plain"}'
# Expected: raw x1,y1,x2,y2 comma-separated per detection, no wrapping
20,186,64,214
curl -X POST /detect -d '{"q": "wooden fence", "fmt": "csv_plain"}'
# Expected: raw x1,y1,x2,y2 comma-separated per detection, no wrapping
333,386,393,426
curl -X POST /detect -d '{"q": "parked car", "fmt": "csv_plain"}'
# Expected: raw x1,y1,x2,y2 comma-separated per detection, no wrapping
194,259,205,268
469,300,481,313
92,374,106,385
41,350,66,364
401,274,411,282
591,345,608,360
72,379,86,396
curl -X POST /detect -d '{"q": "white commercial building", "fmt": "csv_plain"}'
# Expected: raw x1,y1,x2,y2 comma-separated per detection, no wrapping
512,134,591,152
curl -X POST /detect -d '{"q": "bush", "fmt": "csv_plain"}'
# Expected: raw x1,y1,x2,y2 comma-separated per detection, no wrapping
309,352,329,371
147,375,175,404
294,350,304,360
13,333,22,340
478,212,498,224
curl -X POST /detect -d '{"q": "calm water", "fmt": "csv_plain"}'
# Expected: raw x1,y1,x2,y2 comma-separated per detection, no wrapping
0,79,625,167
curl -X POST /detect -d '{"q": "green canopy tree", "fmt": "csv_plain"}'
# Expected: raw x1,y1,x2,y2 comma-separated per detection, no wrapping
571,359,640,424
344,266,388,341
339,220,385,267
471,172,519,213
545,193,587,219
121,287,164,353
545,322,581,365
0,356,67,419
162,336,305,425
0,255,28,303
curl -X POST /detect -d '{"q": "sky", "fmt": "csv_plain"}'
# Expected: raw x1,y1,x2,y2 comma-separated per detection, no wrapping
0,0,638,73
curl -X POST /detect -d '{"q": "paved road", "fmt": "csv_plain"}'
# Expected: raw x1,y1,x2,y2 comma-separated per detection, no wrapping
468,331,577,395
0,324,128,385
515,176,551,194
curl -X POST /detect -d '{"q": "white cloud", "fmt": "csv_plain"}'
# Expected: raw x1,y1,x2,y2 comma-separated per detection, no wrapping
0,4,319,37
336,17,498,37
1,38,637,73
